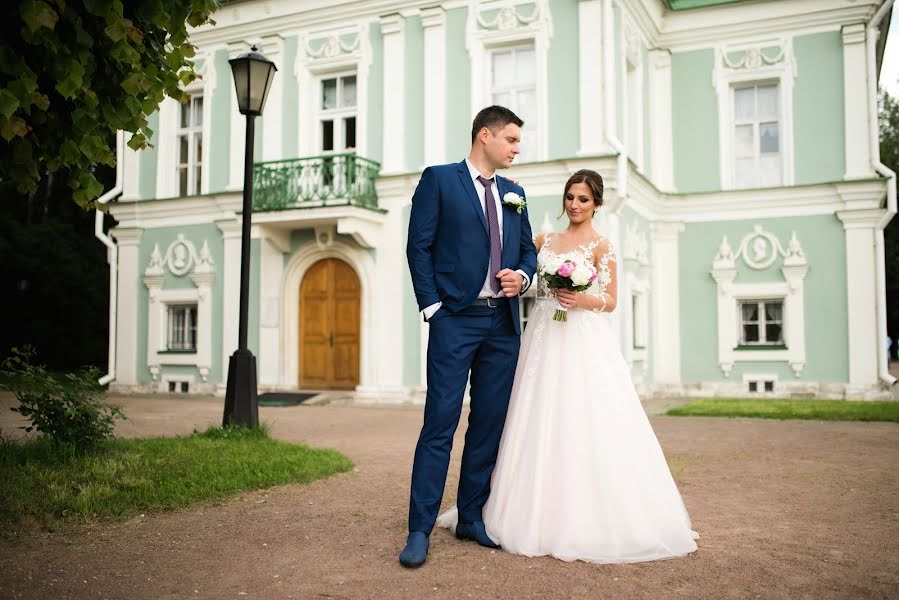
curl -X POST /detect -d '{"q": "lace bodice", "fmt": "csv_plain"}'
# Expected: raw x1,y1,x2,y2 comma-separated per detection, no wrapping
535,233,616,301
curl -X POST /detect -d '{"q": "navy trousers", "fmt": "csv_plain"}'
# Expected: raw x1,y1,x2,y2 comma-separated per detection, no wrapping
408,301,519,534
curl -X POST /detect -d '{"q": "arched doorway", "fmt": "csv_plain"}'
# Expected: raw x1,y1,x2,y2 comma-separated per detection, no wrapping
299,258,361,389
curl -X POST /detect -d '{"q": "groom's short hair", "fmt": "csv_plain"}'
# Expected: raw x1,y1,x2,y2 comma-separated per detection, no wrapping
471,105,524,145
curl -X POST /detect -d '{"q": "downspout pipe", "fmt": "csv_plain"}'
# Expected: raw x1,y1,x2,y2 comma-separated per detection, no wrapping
867,0,897,387
95,130,124,386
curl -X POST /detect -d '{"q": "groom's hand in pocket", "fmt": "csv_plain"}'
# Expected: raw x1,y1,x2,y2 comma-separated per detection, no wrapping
497,268,524,297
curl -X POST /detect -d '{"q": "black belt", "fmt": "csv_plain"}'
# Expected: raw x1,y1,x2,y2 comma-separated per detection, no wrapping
470,297,508,308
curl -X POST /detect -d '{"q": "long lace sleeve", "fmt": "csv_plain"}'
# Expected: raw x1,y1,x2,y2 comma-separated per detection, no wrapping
591,237,617,313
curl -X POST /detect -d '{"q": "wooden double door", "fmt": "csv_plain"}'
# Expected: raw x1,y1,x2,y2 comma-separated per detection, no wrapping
299,258,361,389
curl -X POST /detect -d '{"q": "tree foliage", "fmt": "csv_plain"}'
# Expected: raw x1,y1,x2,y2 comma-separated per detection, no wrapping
0,0,219,209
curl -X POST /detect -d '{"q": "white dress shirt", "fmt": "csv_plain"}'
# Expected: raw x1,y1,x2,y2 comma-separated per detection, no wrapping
422,159,531,320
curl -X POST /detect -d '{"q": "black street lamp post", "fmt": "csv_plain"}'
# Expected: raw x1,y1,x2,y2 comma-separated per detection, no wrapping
222,47,277,428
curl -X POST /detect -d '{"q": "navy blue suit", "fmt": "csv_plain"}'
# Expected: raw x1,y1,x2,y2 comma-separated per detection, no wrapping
405,160,538,534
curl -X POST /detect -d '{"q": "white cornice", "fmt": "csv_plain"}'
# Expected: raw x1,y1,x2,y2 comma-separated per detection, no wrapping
842,22,867,45
837,208,888,229
627,0,663,47
658,0,879,51
658,180,889,223
110,161,889,232
420,5,446,28
189,0,439,48
113,227,143,245
379,13,405,34
252,205,388,248
110,193,242,229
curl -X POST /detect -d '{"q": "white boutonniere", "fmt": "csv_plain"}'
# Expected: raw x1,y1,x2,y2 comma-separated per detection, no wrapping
502,191,526,214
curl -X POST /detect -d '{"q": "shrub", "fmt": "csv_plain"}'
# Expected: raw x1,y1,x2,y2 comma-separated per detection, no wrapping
1,348,125,451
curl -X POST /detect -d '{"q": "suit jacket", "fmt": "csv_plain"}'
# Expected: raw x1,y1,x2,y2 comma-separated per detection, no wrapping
406,159,538,335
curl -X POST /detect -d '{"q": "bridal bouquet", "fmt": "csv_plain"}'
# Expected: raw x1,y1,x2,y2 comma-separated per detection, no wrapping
540,255,598,321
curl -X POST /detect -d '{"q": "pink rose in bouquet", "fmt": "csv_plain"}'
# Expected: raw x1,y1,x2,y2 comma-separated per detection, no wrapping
539,255,597,322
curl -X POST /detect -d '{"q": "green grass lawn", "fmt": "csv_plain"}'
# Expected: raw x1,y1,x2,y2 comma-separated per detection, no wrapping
0,426,353,528
666,398,899,422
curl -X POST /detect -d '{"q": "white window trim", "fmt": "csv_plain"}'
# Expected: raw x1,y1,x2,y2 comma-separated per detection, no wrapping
710,227,808,378
143,235,215,383
295,25,371,159
622,220,651,369
467,0,553,163
742,373,779,395
156,56,215,198
146,288,212,375
315,71,358,154
159,373,196,394
714,39,796,190
175,96,204,197
625,273,649,365
487,43,538,162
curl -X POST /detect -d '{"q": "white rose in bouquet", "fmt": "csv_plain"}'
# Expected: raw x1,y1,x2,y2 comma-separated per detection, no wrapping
570,264,591,287
540,255,563,276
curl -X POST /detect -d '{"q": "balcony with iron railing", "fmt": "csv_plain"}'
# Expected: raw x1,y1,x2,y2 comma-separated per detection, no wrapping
252,153,380,212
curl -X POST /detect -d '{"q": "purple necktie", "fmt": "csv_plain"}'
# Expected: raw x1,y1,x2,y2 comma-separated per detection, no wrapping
477,175,502,295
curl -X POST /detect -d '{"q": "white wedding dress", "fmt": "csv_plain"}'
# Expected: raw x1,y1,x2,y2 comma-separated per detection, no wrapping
437,233,699,563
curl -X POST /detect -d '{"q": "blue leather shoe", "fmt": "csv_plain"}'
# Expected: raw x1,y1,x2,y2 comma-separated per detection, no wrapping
455,521,500,549
399,531,429,568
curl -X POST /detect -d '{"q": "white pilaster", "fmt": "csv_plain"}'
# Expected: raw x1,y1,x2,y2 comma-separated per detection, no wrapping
122,146,141,200
837,209,881,386
155,98,179,198
370,195,406,395
227,42,250,191
260,35,284,162
842,24,874,179
422,7,446,167
649,49,674,191
113,228,143,385
256,231,287,387
191,266,216,384
650,221,684,384
217,219,242,389
380,14,406,174
577,0,604,156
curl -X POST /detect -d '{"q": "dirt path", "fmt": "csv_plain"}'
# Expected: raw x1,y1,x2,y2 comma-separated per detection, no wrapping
0,394,897,599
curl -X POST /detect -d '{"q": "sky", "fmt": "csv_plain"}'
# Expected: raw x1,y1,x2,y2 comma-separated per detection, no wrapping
881,11,899,97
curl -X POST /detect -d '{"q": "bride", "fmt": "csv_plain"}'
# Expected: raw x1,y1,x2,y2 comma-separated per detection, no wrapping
437,169,699,563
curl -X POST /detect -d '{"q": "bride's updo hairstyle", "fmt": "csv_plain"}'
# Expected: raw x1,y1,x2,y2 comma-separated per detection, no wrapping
560,169,604,216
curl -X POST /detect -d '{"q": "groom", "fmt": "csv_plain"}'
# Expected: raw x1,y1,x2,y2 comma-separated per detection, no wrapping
401,105,538,567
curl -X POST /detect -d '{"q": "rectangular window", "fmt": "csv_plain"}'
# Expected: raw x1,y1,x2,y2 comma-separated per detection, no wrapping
177,95,203,196
167,304,197,351
318,74,357,153
632,292,647,349
747,378,775,393
739,299,784,346
733,83,781,189
490,45,537,163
